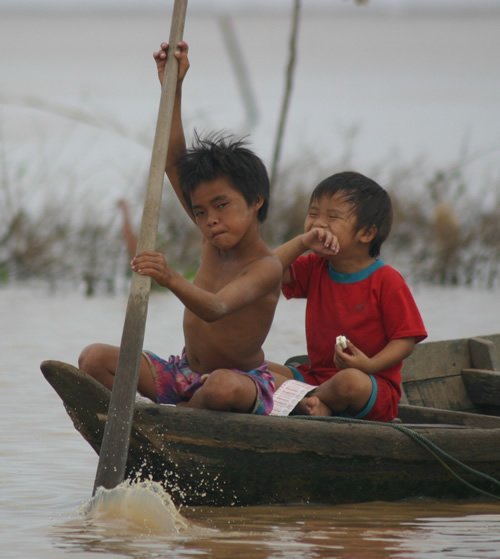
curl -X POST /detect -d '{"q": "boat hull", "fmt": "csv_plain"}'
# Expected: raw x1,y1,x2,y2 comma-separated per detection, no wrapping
41,360,500,506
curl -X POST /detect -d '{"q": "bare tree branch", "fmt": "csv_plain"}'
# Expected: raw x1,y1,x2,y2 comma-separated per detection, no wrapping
269,0,300,190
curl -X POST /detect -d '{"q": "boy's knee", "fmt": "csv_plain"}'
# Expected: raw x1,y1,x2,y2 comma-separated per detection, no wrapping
200,369,239,408
332,368,366,400
78,344,91,370
78,343,104,374
77,343,119,391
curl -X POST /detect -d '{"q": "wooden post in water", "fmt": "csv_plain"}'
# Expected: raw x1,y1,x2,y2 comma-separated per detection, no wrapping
93,0,188,495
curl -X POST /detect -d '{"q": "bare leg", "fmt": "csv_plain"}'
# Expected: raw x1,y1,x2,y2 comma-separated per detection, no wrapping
185,369,258,412
78,343,157,401
294,369,374,417
315,369,373,415
267,361,295,388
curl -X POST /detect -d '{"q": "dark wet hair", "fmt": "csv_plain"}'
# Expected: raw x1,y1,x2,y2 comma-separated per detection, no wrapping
310,171,393,257
178,132,270,222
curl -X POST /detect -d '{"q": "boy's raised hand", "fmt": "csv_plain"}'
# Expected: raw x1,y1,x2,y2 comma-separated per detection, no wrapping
303,228,339,257
153,40,190,86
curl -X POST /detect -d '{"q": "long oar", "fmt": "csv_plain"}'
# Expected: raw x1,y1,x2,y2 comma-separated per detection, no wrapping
93,0,188,495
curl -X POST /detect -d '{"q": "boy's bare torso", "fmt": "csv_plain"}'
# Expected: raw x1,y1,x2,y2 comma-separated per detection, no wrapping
183,240,281,374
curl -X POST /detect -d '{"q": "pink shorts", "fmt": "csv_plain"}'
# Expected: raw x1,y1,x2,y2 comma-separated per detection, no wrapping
143,350,276,415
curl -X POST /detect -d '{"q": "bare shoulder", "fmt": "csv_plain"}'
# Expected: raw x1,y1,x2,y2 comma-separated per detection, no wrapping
199,238,282,291
244,252,282,278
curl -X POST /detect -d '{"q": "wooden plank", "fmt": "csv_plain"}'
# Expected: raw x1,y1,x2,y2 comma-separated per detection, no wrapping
462,368,500,407
481,333,500,357
402,337,471,382
398,404,500,427
403,375,475,411
469,337,499,370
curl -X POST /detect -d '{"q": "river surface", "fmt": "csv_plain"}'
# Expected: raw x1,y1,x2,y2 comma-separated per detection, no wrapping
1,284,500,558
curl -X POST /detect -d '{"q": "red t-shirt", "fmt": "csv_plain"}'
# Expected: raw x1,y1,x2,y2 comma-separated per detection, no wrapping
282,255,427,395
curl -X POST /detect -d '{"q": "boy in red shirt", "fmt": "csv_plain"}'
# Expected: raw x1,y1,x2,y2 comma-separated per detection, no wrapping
270,172,427,421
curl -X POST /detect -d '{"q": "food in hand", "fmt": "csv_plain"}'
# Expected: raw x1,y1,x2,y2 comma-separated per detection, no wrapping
336,335,348,349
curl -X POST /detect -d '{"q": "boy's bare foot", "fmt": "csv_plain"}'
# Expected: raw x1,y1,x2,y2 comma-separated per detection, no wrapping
295,395,331,416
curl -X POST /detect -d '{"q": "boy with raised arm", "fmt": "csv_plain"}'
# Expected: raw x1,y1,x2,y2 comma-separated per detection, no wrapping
269,172,427,420
79,42,282,415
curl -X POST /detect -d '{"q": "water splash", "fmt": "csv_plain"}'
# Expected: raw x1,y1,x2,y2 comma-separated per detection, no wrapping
82,479,190,536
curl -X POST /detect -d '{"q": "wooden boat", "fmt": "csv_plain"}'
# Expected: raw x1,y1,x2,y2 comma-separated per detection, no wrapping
41,333,500,506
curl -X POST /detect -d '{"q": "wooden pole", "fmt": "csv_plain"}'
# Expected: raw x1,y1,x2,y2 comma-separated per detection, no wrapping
93,0,188,494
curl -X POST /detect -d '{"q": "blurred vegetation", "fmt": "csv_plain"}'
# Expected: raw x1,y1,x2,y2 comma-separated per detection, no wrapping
387,165,500,288
1,132,499,295
1,0,499,294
